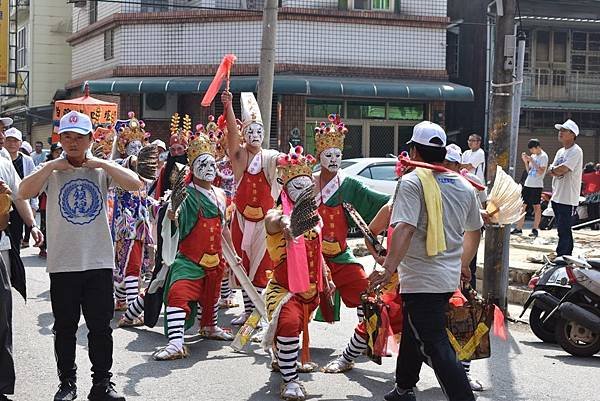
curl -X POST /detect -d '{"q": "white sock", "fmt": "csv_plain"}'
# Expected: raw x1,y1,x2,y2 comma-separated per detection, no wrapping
124,275,139,306
277,336,299,383
123,295,144,322
342,332,368,363
166,306,186,351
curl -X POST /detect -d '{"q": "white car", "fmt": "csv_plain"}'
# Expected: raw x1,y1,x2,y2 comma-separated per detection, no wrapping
338,157,399,195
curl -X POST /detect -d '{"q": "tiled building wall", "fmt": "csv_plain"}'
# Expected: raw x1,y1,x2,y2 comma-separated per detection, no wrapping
280,95,307,153
71,28,122,79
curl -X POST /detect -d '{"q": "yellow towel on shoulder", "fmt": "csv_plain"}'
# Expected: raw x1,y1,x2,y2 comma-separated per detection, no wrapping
415,168,446,256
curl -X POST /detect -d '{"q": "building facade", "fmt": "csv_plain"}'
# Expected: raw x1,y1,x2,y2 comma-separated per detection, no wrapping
448,0,600,184
0,0,72,146
69,0,473,155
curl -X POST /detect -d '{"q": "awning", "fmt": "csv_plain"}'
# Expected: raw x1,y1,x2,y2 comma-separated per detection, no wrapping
85,75,474,102
522,100,600,112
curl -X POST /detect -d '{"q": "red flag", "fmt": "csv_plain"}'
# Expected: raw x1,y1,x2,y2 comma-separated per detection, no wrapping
201,54,237,107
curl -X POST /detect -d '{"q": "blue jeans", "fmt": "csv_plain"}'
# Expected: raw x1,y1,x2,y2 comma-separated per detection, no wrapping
552,201,576,256
395,293,475,401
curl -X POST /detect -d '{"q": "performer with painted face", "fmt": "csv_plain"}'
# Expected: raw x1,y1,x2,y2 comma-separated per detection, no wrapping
221,91,281,325
312,115,390,367
111,112,155,311
153,129,235,361
263,146,332,401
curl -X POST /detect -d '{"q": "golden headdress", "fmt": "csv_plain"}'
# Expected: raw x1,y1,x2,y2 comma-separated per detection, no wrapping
187,121,217,165
314,114,347,156
192,115,225,161
169,112,192,148
92,126,115,157
277,146,317,186
116,111,150,154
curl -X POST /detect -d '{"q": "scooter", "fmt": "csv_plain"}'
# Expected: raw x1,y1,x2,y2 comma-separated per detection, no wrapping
519,255,571,342
545,256,600,357
539,195,588,230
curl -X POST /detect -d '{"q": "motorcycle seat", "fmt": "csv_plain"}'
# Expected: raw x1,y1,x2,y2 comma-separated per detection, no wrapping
588,259,600,269
553,257,568,266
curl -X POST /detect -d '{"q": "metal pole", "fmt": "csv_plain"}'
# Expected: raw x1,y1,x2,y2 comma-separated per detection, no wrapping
483,0,516,312
509,32,526,179
257,0,278,148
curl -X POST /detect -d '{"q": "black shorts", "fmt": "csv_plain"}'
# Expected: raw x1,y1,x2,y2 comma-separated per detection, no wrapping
522,186,542,206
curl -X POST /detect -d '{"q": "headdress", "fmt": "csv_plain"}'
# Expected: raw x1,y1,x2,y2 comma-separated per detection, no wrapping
92,126,115,157
240,92,263,131
314,114,347,156
187,119,218,165
169,112,191,148
115,112,150,154
277,146,316,186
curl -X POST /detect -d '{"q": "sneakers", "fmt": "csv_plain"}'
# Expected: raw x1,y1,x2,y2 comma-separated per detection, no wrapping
528,228,539,238
87,380,125,401
0,394,12,401
467,373,484,391
39,249,47,258
510,228,522,235
383,386,416,401
54,380,77,401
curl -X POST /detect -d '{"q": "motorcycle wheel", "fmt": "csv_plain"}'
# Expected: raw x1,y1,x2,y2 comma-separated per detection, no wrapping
529,305,557,343
555,317,600,357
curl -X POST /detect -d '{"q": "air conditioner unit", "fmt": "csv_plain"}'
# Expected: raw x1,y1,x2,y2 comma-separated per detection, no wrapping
142,93,177,120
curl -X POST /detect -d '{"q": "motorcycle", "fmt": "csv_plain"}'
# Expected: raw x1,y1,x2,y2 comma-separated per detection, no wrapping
539,194,588,230
545,255,600,357
519,255,571,342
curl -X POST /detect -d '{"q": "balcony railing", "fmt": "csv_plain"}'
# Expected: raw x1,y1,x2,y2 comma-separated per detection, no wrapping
523,69,600,103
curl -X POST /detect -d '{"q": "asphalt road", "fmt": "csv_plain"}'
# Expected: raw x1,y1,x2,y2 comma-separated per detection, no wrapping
10,247,600,401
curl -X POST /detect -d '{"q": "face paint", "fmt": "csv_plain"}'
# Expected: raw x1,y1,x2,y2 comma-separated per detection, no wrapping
126,140,142,157
244,122,264,147
285,175,313,203
192,153,217,182
319,147,342,173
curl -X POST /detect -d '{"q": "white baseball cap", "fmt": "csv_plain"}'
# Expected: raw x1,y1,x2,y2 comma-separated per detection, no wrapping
151,139,166,151
20,141,32,154
0,117,13,128
445,144,462,163
59,111,93,135
407,121,447,148
5,127,22,141
554,119,579,136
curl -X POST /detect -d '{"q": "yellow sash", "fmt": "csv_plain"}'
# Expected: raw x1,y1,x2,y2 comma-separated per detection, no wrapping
415,168,446,256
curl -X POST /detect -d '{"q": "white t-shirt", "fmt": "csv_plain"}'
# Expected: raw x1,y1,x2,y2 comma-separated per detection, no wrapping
0,158,21,250
0,148,10,160
462,148,486,183
390,172,483,294
39,164,115,273
524,150,548,188
550,144,583,207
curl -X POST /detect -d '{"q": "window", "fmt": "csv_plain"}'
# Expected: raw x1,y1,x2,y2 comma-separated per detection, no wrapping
388,104,424,120
347,102,385,119
369,164,397,180
16,27,27,69
306,100,343,119
570,32,600,74
89,1,98,24
536,31,550,62
141,0,169,12
103,29,114,60
351,0,392,11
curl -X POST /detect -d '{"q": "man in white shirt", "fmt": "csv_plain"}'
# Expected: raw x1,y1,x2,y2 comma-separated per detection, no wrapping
0,118,13,160
511,139,548,238
461,134,486,183
548,119,583,256
31,141,47,166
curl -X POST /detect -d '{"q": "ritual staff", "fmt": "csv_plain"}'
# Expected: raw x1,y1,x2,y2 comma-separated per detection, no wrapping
262,146,333,401
153,131,234,361
110,113,154,311
312,115,389,359
221,91,280,325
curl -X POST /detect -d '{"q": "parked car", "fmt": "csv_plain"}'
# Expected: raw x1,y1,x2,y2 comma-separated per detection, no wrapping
314,157,399,196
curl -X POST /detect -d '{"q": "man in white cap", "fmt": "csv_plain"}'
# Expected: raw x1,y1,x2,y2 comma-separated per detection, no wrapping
4,128,36,249
19,111,141,401
0,117,13,160
548,119,583,256
151,139,167,173
369,121,482,401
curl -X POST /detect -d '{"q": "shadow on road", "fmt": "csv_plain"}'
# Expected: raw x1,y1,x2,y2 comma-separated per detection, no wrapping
544,354,600,367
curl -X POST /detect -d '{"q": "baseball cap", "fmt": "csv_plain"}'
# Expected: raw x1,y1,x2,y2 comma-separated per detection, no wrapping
445,144,462,163
59,111,93,135
151,139,166,151
407,121,447,148
0,117,13,127
5,127,22,141
20,141,32,154
554,119,579,136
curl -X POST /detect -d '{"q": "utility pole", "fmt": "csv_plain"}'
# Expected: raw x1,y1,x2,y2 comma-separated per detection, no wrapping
509,31,527,179
483,0,516,311
257,0,278,147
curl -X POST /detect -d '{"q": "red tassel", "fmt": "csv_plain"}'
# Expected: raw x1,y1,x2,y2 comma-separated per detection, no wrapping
493,305,508,341
201,54,237,107
373,304,393,357
449,288,467,307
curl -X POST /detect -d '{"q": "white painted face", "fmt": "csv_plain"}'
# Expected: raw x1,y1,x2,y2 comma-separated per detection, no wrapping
126,140,142,157
285,175,313,203
244,122,264,147
320,147,342,172
193,153,217,182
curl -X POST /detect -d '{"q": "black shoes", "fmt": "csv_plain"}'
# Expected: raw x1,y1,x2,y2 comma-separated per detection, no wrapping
54,380,77,401
529,228,539,238
1,394,13,401
87,380,125,401
510,228,522,235
383,386,416,401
